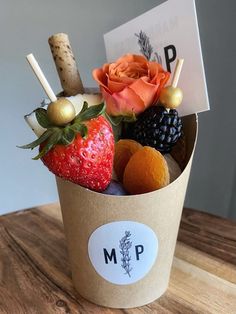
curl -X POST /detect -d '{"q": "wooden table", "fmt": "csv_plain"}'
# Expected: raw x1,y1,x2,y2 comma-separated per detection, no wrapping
0,204,235,313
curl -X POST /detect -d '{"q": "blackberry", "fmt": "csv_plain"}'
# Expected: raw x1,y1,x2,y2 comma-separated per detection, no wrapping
131,106,182,153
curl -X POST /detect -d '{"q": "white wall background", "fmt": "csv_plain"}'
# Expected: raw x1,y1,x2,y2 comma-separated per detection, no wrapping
0,0,235,219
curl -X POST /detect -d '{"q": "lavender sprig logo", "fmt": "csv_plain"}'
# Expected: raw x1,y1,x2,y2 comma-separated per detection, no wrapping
135,30,153,60
135,30,162,64
119,231,132,277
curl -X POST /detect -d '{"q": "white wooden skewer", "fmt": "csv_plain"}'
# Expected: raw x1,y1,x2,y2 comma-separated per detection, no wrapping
171,59,184,88
26,53,57,103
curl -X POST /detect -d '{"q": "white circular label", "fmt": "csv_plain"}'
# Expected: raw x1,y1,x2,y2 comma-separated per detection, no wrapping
88,221,158,285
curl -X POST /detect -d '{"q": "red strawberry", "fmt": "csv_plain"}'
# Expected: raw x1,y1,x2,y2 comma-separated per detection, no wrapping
41,115,114,191
19,102,114,192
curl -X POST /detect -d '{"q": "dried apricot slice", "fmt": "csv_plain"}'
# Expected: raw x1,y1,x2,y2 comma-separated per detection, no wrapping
123,146,170,195
114,139,143,182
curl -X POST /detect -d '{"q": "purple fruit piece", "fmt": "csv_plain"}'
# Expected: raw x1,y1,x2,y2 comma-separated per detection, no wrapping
102,180,127,196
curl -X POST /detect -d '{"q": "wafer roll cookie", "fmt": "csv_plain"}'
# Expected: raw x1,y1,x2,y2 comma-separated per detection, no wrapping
48,33,84,96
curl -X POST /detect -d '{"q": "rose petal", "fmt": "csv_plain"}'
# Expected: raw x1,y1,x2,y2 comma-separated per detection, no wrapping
129,77,159,108
149,62,161,77
153,72,171,103
122,63,147,78
109,73,135,85
105,86,145,116
101,87,121,115
92,68,110,93
107,77,127,93
110,61,147,80
116,54,148,65
151,72,165,86
102,63,110,73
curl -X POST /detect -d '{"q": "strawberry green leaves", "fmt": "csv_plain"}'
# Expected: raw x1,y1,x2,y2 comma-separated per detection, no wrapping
105,112,137,126
76,102,105,122
17,129,54,149
33,128,62,160
35,108,51,128
105,114,123,126
60,126,76,145
78,101,89,114
18,102,105,159
70,123,88,138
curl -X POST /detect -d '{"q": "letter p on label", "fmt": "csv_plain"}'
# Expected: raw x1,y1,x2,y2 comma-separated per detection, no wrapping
135,245,144,260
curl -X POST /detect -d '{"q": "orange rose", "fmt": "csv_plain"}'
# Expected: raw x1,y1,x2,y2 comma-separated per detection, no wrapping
92,54,170,117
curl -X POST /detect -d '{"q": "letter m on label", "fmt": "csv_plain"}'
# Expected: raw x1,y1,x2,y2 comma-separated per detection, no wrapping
103,248,117,264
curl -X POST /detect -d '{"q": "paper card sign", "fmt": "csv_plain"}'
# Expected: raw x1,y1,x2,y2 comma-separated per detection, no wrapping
88,221,158,285
104,0,209,117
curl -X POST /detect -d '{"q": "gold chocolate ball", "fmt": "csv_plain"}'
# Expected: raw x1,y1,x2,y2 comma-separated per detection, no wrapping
47,98,76,126
159,86,183,109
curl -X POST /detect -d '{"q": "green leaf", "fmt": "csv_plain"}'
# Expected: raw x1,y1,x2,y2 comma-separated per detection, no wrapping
105,112,137,126
79,101,89,114
105,114,123,126
74,101,89,120
35,108,51,128
60,127,75,145
112,124,122,142
17,129,53,149
71,123,88,138
77,102,105,122
80,124,88,138
33,129,62,160
123,113,137,123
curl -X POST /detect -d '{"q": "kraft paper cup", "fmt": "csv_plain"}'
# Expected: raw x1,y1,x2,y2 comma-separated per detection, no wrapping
56,114,198,309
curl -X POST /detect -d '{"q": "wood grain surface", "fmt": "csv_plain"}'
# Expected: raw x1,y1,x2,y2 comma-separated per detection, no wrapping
0,204,235,314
